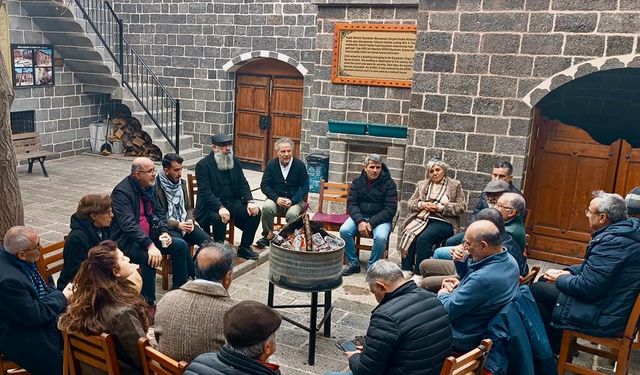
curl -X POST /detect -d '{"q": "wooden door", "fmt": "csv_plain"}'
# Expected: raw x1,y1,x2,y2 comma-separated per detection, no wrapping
525,116,621,264
233,59,303,170
614,141,640,195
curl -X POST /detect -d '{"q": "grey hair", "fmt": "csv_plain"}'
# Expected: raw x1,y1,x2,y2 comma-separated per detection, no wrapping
3,226,37,255
194,242,235,282
364,154,383,165
274,137,294,151
225,332,276,359
592,190,627,223
501,192,526,216
425,158,449,175
365,260,404,285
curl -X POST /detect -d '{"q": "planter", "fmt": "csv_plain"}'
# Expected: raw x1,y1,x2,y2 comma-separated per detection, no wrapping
367,124,407,138
328,120,367,135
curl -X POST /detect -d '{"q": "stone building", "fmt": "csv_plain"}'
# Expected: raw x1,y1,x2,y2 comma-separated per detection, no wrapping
4,0,640,263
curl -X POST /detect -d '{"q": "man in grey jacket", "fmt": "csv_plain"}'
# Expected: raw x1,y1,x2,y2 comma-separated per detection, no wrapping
155,242,237,362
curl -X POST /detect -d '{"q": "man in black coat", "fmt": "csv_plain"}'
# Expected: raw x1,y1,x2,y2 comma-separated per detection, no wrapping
341,154,397,276
111,157,192,305
194,134,261,260
531,191,640,352
256,137,308,247
0,226,72,375
328,260,452,375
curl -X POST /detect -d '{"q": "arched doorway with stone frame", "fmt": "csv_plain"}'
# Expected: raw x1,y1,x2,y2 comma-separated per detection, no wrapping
222,52,308,170
522,55,640,265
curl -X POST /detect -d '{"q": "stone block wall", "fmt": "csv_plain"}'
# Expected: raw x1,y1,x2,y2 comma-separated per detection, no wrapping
309,2,418,154
8,1,107,158
112,0,318,154
402,0,640,222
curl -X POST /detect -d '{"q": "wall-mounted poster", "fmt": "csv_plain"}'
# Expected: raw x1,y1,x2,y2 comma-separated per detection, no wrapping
332,23,417,88
11,44,54,87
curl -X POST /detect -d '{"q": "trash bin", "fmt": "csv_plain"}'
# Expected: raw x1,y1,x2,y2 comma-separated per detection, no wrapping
307,153,329,193
89,119,109,152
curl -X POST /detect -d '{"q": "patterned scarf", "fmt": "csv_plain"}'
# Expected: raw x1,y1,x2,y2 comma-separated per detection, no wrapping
158,173,186,223
17,259,49,300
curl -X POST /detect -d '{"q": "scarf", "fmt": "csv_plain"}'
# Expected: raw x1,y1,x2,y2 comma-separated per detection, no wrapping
131,177,157,229
17,259,49,300
398,179,449,258
158,173,186,222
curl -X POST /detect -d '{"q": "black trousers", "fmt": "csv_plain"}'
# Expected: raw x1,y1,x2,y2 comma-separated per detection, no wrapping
202,200,260,249
168,227,211,278
530,279,562,353
402,219,453,274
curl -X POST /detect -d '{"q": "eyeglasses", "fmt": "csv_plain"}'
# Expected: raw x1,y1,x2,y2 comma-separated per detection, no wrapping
585,209,602,217
496,202,515,211
99,208,113,215
138,168,157,175
215,143,233,148
22,244,41,253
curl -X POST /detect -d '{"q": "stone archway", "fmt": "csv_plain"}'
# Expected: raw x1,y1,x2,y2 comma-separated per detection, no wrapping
222,50,308,76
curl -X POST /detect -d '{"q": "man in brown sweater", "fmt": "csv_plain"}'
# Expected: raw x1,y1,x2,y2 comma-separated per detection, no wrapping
154,242,237,362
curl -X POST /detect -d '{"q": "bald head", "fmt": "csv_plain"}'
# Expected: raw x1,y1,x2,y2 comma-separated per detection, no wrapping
195,242,234,287
3,226,39,262
130,157,157,187
131,157,154,174
464,220,503,262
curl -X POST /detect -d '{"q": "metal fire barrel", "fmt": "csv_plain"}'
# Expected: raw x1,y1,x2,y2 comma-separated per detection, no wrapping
269,241,344,292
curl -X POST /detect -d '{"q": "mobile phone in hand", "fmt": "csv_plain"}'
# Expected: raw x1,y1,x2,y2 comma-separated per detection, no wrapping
336,340,357,352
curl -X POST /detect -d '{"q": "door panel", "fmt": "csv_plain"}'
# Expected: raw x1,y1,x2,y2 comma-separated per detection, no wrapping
270,78,303,161
526,118,621,264
234,75,269,166
615,141,640,195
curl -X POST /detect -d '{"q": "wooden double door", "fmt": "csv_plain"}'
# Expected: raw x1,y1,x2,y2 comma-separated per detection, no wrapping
525,113,640,264
233,59,303,170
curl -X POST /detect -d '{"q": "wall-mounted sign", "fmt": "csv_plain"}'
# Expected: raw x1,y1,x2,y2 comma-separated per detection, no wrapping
332,23,416,88
11,44,54,87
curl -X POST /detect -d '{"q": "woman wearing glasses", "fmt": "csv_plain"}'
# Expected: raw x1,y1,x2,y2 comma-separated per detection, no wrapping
57,194,113,291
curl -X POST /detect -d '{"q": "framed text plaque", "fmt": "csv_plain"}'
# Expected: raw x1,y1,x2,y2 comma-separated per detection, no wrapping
11,44,54,88
332,23,417,88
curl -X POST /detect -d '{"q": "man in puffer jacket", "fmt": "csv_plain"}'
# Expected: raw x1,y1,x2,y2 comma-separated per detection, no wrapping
531,190,640,352
327,260,452,375
341,154,397,276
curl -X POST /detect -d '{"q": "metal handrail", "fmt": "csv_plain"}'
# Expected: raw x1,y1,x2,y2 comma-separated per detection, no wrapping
73,0,180,153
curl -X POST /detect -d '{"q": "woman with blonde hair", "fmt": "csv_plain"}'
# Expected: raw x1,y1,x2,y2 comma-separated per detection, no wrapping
57,194,113,291
58,240,148,375
398,159,466,281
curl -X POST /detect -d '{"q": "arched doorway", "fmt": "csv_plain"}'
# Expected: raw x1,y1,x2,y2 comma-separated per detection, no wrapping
524,68,640,264
233,58,303,170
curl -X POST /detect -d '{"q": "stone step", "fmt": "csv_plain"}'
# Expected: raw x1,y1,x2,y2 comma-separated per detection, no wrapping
75,72,120,87
182,151,205,170
31,16,84,32
53,45,104,62
20,0,74,17
65,59,114,75
151,134,195,155
81,83,121,95
41,32,94,48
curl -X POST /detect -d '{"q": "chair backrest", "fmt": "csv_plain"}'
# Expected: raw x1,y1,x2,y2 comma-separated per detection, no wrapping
36,240,65,281
519,265,540,286
62,331,120,375
0,354,29,375
11,132,43,155
138,338,187,375
187,173,198,206
623,292,640,340
439,339,493,375
317,180,350,214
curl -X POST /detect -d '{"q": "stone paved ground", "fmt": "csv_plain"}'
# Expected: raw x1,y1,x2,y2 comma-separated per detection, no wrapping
18,155,639,374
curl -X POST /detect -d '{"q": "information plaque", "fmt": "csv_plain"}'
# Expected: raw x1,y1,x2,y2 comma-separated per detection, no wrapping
332,23,416,88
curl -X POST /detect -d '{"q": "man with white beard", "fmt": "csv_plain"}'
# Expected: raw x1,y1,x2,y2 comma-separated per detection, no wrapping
194,134,261,260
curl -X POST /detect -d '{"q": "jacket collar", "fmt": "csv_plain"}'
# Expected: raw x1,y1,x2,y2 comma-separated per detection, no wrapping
180,279,229,298
468,250,509,272
374,280,417,312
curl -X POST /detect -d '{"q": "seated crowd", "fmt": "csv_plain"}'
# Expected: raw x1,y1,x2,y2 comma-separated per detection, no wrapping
0,137,639,375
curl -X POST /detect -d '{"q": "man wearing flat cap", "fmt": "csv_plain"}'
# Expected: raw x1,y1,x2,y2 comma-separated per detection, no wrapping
626,186,640,219
194,134,261,260
185,300,282,375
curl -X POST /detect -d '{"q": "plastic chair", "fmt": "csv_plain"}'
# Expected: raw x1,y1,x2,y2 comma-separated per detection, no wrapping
439,339,493,375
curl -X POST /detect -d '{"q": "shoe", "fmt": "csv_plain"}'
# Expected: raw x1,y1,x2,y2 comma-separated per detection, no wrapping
255,237,270,248
402,270,414,279
342,264,361,276
411,274,424,285
237,246,259,260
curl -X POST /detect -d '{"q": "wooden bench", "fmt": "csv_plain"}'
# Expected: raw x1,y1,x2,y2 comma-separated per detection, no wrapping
11,132,53,177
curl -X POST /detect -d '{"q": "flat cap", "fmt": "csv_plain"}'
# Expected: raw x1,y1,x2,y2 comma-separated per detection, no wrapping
483,180,510,194
211,134,233,145
224,301,282,347
625,186,640,215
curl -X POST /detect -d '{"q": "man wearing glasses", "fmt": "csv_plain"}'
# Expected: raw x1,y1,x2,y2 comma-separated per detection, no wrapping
0,226,73,375
531,191,640,353
194,134,261,260
111,157,192,308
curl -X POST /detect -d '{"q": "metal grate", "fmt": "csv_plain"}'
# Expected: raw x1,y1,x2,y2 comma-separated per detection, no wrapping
10,110,35,134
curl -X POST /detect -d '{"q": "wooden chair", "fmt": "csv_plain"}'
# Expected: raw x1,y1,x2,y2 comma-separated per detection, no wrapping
0,354,29,375
36,240,65,281
439,339,493,375
62,331,120,375
518,265,540,286
311,180,351,232
138,338,187,375
557,293,640,375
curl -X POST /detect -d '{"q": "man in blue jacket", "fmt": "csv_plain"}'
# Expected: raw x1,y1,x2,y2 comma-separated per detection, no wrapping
531,190,640,352
437,220,520,351
341,154,397,276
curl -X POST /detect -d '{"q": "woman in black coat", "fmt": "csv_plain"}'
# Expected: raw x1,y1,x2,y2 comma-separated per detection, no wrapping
57,194,113,291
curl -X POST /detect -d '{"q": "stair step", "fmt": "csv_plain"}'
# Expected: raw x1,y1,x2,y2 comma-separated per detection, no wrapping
179,148,204,163
32,17,84,32
65,59,114,74
81,83,120,94
54,46,104,62
152,135,194,155
40,32,94,48
22,2,74,18
75,72,120,87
